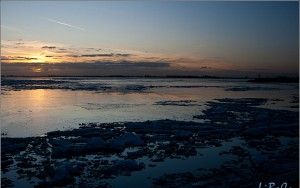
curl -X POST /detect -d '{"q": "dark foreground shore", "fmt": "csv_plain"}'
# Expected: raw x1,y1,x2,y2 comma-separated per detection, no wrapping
2,98,299,188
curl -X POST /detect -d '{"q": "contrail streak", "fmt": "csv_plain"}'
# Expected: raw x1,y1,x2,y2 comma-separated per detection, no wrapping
46,18,85,31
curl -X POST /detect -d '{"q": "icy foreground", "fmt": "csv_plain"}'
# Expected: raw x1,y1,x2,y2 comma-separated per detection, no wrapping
1,98,299,188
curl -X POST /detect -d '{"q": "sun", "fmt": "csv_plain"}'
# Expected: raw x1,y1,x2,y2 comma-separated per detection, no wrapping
28,54,58,63
30,54,47,63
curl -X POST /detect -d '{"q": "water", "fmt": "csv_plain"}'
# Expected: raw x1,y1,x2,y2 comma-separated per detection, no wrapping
1,77,298,188
1,77,298,137
108,138,242,188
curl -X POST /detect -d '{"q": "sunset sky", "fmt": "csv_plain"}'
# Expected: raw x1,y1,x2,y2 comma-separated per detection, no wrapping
1,1,299,77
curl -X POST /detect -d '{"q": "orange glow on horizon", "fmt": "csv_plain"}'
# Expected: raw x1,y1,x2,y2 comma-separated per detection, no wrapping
1,39,231,72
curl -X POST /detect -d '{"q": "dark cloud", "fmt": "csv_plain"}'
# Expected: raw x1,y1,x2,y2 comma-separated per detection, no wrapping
97,61,170,68
80,53,131,57
53,48,73,54
45,55,63,58
115,53,131,57
1,61,171,76
59,61,170,68
41,46,56,49
81,53,114,57
1,56,38,61
2,61,295,77
200,66,211,69
64,53,131,58
82,48,102,52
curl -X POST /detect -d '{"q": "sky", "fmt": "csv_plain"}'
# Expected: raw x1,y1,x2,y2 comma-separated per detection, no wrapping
1,1,299,77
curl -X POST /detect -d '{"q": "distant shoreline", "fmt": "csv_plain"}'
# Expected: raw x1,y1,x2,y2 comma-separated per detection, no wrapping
1,75,246,79
1,75,299,82
248,77,299,83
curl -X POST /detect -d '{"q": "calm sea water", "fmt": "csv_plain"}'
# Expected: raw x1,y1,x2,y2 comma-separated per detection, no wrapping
1,77,298,137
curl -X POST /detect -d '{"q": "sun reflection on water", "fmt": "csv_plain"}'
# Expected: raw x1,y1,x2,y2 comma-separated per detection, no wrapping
30,89,46,105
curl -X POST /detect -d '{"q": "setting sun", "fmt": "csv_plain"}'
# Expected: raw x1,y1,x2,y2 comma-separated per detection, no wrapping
31,54,46,63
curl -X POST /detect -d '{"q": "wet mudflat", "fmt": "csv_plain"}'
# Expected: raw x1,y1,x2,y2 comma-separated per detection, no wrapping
1,78,299,187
